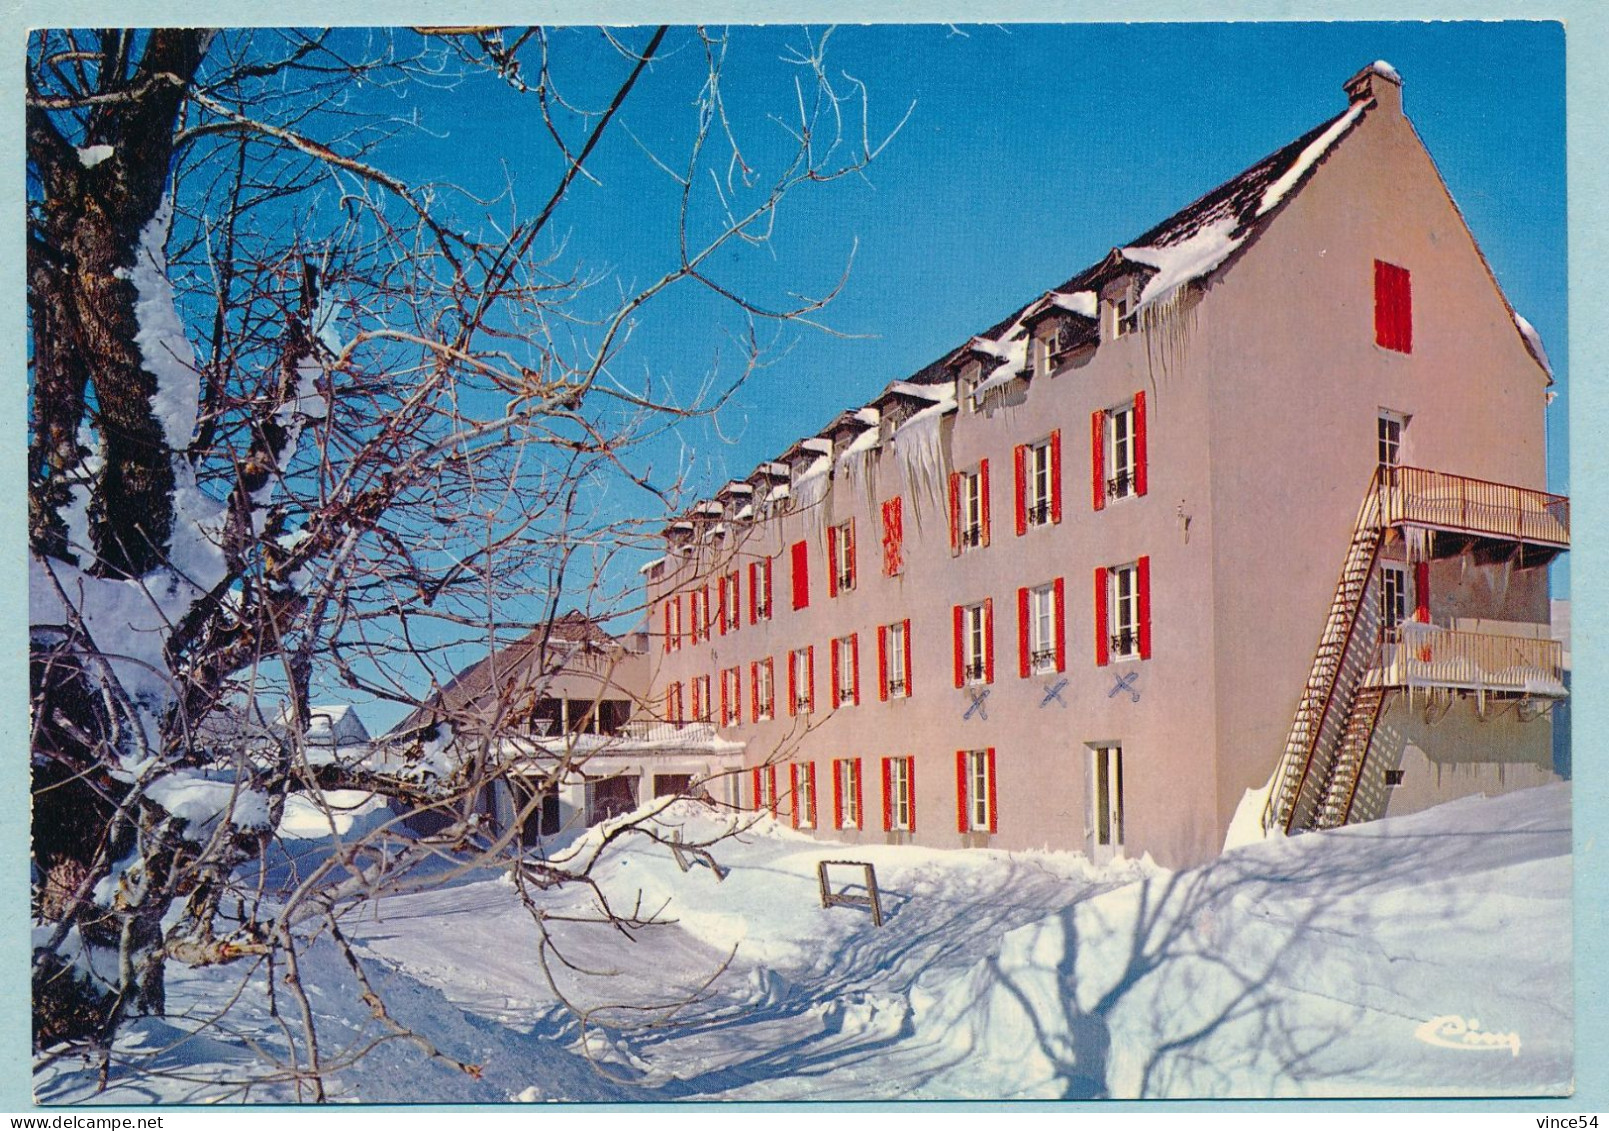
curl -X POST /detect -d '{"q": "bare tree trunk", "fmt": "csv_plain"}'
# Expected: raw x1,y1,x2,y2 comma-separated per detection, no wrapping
27,29,207,576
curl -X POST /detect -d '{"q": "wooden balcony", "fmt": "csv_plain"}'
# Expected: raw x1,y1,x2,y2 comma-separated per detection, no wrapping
1379,467,1569,565
1369,623,1567,698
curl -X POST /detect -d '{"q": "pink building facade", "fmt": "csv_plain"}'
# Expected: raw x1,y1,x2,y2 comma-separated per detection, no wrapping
639,64,1568,869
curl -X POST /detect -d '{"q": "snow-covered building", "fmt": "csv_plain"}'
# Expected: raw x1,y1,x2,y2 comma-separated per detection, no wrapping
640,62,1569,869
392,610,744,838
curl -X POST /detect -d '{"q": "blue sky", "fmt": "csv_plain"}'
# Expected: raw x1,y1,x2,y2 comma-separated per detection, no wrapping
373,22,1567,586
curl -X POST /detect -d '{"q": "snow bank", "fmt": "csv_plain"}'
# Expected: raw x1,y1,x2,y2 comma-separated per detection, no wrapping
921,784,1571,1098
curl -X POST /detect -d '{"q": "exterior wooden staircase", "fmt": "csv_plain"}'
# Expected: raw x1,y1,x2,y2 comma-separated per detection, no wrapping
1313,681,1389,829
1262,465,1569,838
1263,473,1384,835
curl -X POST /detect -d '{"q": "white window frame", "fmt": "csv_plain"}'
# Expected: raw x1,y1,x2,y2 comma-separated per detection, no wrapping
1031,323,1059,378
722,572,740,633
791,647,814,714
1106,403,1138,502
1109,564,1141,661
831,519,855,593
690,589,707,643
796,764,816,830
1029,583,1058,674
755,558,773,620
839,759,861,829
759,765,779,814
889,756,913,832
1027,437,1054,527
965,749,994,832
721,666,740,726
667,598,683,652
835,634,858,706
692,674,712,723
1381,564,1408,629
962,602,988,685
959,469,985,549
755,659,774,723
1090,744,1124,850
885,621,909,699
1378,409,1408,473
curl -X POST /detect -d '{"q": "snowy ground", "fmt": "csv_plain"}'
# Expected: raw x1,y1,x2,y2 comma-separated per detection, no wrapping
34,783,1572,1103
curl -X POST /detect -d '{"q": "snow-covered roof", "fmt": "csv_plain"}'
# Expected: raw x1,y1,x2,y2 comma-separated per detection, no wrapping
637,556,666,575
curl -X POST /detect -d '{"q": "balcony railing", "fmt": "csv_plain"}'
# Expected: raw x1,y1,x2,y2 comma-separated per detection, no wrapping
1106,470,1135,501
959,523,984,549
1372,622,1566,697
886,676,908,697
1379,466,1569,547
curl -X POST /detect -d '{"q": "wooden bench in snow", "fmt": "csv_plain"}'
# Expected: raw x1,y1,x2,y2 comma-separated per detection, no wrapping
817,860,884,927
669,829,728,881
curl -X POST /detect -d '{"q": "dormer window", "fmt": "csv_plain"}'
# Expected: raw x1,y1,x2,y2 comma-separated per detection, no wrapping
959,360,983,413
1103,280,1140,341
1031,322,1060,378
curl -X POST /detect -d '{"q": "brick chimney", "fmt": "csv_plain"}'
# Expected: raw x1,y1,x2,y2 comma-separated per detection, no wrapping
1344,60,1403,117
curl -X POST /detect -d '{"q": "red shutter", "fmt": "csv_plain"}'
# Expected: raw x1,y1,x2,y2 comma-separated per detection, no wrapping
907,757,917,832
1091,409,1106,512
832,760,844,829
980,459,992,546
717,579,727,637
903,619,913,696
881,758,893,831
854,760,864,829
751,767,762,812
882,497,904,576
851,633,861,705
986,747,998,834
952,605,965,688
877,624,889,702
956,750,969,833
1053,576,1067,672
1095,568,1110,667
748,563,758,625
733,670,742,724
750,663,758,722
720,674,728,725
790,764,800,828
1138,555,1153,660
830,640,842,709
787,653,798,717
983,597,995,684
764,556,773,617
662,601,671,653
1013,444,1028,537
791,541,809,610
1375,260,1413,353
1017,586,1031,679
768,766,779,816
806,764,817,828
1050,429,1063,524
948,471,962,553
827,526,839,598
702,585,711,640
1415,560,1431,622
1134,390,1149,498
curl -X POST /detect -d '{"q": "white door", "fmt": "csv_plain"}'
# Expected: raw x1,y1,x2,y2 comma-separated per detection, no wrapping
1089,745,1124,862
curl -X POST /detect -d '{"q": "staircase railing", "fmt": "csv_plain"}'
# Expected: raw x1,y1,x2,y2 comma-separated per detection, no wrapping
1262,470,1383,834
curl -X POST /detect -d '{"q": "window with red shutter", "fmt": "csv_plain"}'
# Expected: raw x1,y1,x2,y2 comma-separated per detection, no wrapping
1374,259,1413,353
791,541,810,610
881,496,904,576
